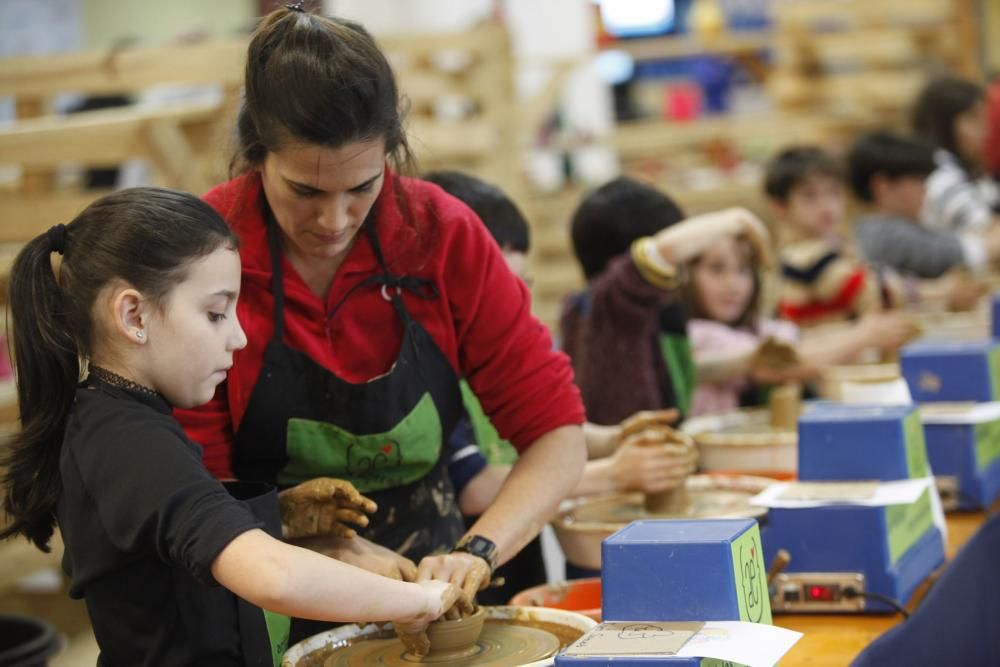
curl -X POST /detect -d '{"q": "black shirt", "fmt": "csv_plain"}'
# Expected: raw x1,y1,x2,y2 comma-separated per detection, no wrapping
58,378,263,666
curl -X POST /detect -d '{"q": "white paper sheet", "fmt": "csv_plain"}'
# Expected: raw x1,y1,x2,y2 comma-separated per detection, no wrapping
838,378,913,406
675,621,802,667
750,477,934,509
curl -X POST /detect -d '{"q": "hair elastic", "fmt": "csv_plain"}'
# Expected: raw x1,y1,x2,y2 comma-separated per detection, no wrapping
47,224,67,255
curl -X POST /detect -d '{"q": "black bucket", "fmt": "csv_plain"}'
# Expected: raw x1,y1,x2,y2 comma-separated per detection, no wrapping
0,614,62,667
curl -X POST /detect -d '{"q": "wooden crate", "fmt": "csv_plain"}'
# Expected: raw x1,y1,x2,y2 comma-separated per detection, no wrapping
769,0,979,114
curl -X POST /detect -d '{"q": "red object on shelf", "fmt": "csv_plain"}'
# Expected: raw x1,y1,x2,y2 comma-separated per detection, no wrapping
665,83,702,121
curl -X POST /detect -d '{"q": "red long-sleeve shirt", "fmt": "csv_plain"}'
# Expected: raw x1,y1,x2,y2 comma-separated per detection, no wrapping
175,171,584,478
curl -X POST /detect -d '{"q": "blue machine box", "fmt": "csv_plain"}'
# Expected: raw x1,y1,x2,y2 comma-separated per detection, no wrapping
556,520,768,666
900,340,1000,403
797,403,929,482
921,403,1000,510
601,519,771,624
762,486,945,612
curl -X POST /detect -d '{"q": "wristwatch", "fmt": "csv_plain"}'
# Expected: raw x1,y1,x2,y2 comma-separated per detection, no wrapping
452,534,498,573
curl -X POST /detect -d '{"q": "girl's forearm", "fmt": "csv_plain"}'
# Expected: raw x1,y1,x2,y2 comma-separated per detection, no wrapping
212,529,430,622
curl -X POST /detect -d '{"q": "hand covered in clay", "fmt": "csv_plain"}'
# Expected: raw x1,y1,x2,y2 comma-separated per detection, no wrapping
944,272,988,312
416,551,491,608
393,580,466,657
291,534,418,581
858,312,922,353
749,338,817,385
279,477,377,540
611,425,698,494
618,409,680,440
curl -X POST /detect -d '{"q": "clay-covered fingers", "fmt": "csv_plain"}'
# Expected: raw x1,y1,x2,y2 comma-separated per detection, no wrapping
326,479,379,514
620,425,694,449
618,409,680,440
416,553,491,604
395,629,430,657
278,477,378,539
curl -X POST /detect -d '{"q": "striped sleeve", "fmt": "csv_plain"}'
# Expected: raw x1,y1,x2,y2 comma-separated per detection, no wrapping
923,155,995,232
855,217,966,279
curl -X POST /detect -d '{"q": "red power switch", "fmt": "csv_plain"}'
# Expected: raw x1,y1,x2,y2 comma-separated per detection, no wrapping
806,585,840,602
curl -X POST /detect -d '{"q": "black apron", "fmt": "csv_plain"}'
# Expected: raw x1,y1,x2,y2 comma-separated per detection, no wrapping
224,481,290,666
231,214,465,561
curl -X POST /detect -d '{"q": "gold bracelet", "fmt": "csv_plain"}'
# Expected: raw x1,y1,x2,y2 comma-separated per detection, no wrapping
631,237,679,290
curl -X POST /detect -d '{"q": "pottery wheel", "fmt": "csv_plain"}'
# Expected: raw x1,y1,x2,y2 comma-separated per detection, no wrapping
322,623,560,666
567,476,772,525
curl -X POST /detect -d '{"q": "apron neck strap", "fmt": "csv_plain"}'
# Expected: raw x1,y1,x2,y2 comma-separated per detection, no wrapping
264,204,439,339
265,210,288,341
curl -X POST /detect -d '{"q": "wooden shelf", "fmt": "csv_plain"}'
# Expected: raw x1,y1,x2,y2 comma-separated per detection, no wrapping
611,111,879,158
600,31,772,61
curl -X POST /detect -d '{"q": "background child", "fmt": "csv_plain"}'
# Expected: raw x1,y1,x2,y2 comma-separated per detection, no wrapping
914,76,1000,233
848,131,995,310
767,146,897,327
561,176,770,425
425,170,696,587
685,235,916,417
0,188,459,664
849,130,981,278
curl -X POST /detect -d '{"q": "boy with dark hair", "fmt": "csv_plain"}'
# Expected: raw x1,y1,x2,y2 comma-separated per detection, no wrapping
767,146,897,327
848,130,1000,279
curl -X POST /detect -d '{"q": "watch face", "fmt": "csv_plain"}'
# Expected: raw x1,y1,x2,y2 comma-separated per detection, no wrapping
457,535,497,567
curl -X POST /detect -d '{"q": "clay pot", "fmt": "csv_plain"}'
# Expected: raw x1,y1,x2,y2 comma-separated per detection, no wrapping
421,606,486,657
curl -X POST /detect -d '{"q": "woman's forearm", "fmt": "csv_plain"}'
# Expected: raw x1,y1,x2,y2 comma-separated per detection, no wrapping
465,425,586,564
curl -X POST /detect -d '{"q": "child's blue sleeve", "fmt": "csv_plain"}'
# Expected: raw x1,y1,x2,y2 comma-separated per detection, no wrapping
446,415,488,499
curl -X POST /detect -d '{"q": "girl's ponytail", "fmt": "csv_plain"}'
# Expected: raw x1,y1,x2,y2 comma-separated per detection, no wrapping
1,229,80,551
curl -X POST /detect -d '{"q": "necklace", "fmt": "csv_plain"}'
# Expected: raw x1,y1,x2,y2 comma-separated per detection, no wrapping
89,366,160,398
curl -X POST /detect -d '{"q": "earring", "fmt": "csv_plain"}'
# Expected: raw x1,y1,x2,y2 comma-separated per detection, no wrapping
135,331,144,340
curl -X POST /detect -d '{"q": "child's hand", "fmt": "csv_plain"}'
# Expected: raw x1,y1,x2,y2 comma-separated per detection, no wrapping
393,581,468,656
611,426,698,494
279,477,378,539
858,312,921,352
749,338,819,384
618,409,679,440
655,207,772,268
943,273,988,311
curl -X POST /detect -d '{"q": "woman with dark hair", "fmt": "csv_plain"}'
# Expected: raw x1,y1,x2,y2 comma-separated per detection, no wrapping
0,188,460,665
913,76,1000,233
174,4,587,621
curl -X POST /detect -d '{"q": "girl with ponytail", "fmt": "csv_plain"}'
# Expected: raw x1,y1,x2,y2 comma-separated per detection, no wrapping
0,187,459,665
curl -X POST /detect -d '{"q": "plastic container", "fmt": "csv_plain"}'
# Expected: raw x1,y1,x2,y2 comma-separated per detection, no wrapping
509,578,603,622
0,614,62,667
